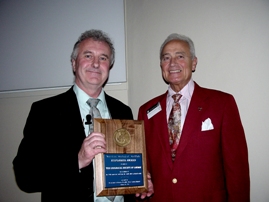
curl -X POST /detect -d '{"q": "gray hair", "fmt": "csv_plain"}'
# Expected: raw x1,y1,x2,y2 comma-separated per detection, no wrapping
160,33,196,60
71,29,115,66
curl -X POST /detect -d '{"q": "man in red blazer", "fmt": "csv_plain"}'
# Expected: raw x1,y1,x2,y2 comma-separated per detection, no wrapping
138,33,250,202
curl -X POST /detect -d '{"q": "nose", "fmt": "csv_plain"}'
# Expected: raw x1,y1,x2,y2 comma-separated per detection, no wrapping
93,57,99,68
170,57,176,66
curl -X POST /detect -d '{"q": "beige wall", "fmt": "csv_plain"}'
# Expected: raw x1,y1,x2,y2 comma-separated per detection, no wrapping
125,0,269,201
1,0,269,201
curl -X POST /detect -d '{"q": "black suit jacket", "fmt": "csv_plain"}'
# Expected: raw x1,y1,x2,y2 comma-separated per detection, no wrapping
13,87,135,202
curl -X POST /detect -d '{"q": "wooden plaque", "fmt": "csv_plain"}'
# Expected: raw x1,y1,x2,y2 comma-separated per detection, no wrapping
94,119,148,196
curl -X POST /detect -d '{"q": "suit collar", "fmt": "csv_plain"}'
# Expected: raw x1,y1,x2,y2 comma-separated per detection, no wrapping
62,87,86,144
174,83,209,162
150,92,176,169
104,92,124,119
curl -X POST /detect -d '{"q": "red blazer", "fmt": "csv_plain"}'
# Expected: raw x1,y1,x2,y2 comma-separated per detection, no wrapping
138,83,250,202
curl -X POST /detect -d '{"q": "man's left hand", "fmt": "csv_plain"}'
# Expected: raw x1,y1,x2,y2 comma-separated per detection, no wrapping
136,172,154,199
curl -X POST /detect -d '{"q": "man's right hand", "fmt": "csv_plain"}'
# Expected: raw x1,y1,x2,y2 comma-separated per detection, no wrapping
78,132,107,169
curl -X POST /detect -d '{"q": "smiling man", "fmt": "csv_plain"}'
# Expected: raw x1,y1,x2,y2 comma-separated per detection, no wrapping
138,33,250,202
13,30,149,202
71,36,111,98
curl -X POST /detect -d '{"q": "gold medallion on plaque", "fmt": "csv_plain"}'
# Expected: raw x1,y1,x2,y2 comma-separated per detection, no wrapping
113,128,131,147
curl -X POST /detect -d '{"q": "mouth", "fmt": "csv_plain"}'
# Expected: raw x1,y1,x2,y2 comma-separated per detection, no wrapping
86,68,101,74
169,69,182,73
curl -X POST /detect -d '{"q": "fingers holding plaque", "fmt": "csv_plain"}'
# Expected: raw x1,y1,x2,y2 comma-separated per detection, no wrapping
94,119,148,196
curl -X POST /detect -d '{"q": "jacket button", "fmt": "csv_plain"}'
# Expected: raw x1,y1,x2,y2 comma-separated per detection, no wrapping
172,178,177,184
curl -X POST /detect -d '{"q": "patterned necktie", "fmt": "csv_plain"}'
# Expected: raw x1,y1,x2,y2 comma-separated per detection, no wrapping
87,98,101,133
168,94,182,161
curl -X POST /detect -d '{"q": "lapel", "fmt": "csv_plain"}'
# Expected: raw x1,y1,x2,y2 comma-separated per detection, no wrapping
104,92,133,120
62,87,86,150
150,92,175,170
105,93,116,118
174,83,209,161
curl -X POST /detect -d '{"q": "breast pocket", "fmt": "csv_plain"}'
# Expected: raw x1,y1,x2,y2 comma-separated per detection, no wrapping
196,129,221,152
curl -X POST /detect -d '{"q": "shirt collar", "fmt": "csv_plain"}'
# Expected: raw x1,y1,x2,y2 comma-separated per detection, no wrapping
168,78,194,101
73,84,106,106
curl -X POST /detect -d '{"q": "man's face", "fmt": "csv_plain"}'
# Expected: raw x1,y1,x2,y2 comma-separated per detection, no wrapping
161,40,197,92
72,38,111,92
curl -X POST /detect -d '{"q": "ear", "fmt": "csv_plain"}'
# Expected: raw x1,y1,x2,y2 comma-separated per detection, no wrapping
71,59,76,72
192,57,198,72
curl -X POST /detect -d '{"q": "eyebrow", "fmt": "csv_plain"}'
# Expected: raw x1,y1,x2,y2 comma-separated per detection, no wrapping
161,53,171,58
175,51,186,55
161,52,186,57
83,51,109,59
100,54,109,59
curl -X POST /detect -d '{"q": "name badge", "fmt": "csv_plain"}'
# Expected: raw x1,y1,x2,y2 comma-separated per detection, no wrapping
147,102,162,119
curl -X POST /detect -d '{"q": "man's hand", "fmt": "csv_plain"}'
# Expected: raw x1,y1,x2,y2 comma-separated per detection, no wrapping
136,172,154,199
78,132,106,169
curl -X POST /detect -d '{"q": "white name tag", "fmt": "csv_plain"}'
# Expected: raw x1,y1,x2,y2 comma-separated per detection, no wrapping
147,102,162,119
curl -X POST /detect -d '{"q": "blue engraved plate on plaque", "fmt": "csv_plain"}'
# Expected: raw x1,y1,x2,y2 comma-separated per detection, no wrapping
104,154,144,188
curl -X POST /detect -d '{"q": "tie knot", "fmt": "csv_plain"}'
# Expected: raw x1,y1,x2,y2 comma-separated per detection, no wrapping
172,94,181,102
87,98,100,107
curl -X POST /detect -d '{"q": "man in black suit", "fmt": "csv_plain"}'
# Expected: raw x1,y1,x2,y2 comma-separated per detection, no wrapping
13,30,148,202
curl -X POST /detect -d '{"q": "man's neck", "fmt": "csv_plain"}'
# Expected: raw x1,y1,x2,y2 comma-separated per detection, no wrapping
75,82,102,98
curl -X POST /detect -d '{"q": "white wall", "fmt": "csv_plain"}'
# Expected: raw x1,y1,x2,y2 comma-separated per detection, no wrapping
126,0,269,201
